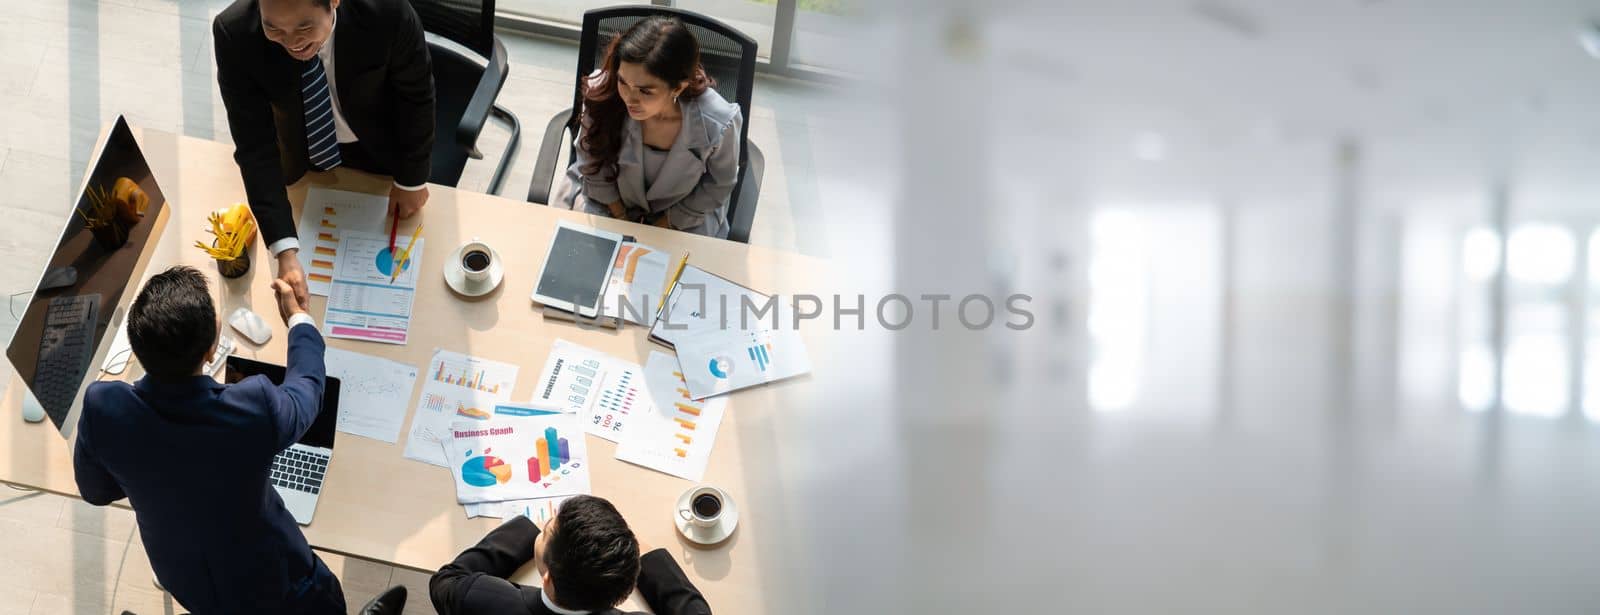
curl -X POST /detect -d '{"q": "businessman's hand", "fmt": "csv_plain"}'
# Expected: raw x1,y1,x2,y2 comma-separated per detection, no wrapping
652,215,673,229
275,250,310,308
391,184,429,219
271,279,309,325
607,201,627,220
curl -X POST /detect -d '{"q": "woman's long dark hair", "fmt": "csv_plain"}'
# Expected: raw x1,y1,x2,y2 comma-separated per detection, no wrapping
579,17,715,176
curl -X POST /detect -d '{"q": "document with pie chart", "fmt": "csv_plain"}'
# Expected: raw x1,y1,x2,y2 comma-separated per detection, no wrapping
325,229,423,345
675,327,811,400
444,414,591,504
294,188,390,296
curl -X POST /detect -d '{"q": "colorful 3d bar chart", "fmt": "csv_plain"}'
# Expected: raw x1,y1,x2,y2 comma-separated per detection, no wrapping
675,402,702,417
528,426,572,482
674,417,697,431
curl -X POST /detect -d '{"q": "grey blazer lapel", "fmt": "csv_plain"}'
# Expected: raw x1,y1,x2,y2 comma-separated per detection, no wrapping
616,119,648,207
644,99,712,202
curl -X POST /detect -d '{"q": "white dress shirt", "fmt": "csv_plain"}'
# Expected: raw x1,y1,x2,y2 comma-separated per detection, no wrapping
287,312,318,331
268,11,425,258
540,589,591,615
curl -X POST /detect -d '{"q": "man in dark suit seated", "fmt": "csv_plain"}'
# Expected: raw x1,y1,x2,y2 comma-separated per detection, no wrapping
430,495,713,615
213,0,435,306
71,266,345,613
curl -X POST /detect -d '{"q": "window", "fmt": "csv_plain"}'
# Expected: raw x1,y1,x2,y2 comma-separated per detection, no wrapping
1457,227,1497,411
1585,229,1600,420
674,0,776,60
498,0,653,27
1500,224,1574,417
790,0,861,70
498,0,848,77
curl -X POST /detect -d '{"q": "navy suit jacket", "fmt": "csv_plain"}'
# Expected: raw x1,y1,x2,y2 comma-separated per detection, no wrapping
73,322,328,613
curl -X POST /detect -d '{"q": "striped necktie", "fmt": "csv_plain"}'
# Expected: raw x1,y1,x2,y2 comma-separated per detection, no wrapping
301,56,341,171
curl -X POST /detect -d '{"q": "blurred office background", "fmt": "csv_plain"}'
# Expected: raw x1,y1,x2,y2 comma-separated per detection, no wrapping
8,0,1600,613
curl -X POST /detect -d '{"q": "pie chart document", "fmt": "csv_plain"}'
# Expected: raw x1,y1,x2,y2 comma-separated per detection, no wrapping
444,413,592,504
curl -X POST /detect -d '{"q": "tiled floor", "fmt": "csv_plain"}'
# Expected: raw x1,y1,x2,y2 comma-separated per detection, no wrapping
0,0,845,612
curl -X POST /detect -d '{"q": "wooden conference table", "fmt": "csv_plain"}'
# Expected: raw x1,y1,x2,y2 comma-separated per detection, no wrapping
0,127,825,612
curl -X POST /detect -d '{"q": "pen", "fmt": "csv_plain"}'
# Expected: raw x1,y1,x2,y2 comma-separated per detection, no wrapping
658,251,690,313
388,212,398,255
392,223,423,284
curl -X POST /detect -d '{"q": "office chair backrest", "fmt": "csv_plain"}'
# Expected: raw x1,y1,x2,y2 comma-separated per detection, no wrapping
409,0,497,58
572,6,758,201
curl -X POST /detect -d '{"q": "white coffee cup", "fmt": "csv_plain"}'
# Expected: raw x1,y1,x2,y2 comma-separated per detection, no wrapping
457,239,494,284
678,485,727,529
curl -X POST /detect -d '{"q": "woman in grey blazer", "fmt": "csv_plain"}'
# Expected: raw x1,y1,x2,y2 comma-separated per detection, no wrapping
558,16,743,239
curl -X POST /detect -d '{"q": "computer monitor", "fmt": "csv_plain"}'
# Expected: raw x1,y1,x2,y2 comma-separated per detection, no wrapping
5,116,169,436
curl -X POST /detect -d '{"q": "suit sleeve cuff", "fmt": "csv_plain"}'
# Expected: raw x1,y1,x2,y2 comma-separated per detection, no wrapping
393,181,426,192
268,237,300,257
287,313,318,331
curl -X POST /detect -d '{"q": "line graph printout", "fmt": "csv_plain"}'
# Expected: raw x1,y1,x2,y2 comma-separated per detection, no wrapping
324,347,420,443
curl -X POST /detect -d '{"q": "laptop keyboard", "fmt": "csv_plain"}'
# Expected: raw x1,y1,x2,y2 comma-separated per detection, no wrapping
271,448,328,494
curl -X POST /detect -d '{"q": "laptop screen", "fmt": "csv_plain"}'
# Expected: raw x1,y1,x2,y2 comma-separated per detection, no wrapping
223,356,340,449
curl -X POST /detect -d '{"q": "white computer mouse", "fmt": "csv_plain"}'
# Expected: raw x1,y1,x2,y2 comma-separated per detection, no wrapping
228,307,272,345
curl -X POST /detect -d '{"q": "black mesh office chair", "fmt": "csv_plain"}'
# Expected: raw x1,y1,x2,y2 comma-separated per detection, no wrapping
526,5,764,243
409,0,520,194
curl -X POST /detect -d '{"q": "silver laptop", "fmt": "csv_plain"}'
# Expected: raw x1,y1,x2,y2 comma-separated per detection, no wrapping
225,356,341,526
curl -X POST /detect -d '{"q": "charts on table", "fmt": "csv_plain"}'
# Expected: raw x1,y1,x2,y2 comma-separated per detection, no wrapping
403,349,519,466
615,352,730,482
375,247,412,278
324,347,418,444
433,358,510,394
446,414,591,504
586,365,647,443
528,426,573,483
294,188,389,295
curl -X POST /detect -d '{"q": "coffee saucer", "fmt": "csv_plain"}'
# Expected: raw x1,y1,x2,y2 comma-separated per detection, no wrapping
444,249,504,297
674,486,739,546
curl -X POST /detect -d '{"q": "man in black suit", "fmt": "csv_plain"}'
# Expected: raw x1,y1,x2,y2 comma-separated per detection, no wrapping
213,0,435,304
431,495,713,615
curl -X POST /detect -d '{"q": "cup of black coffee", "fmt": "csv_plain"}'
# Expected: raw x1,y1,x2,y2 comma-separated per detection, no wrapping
456,239,495,284
678,485,727,528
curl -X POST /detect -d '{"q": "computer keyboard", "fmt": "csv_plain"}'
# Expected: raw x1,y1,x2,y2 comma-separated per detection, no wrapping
33,294,101,418
271,447,328,494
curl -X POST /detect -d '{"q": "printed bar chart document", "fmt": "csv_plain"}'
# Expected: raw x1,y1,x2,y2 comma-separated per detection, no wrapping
403,349,519,466
295,188,389,296
615,351,729,482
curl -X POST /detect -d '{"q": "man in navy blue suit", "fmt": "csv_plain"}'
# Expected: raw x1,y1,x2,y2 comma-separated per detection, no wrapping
72,266,345,613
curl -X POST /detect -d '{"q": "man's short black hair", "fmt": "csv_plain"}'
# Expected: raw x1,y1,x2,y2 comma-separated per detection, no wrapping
543,495,642,611
127,266,217,380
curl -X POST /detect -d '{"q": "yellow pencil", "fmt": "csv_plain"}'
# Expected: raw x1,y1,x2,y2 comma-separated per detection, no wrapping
391,223,423,283
657,251,690,313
